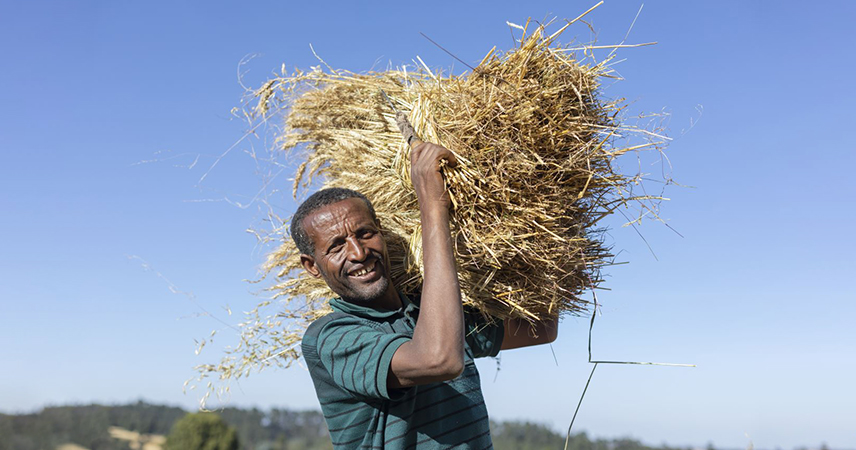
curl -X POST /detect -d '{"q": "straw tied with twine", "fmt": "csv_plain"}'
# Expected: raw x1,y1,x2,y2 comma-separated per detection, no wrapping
193,17,669,387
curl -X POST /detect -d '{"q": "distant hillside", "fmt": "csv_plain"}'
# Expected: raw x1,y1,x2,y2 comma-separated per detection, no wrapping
0,402,185,450
0,401,687,450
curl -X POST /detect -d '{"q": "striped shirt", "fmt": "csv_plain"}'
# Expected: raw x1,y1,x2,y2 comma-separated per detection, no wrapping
302,294,503,449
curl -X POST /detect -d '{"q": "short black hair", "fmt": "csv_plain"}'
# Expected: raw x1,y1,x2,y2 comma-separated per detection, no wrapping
290,187,378,256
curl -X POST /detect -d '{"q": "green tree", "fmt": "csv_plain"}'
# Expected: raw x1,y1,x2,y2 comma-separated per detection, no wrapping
491,421,564,450
165,412,239,450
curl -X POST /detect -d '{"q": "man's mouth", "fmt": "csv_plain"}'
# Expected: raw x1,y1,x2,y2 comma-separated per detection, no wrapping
348,260,378,278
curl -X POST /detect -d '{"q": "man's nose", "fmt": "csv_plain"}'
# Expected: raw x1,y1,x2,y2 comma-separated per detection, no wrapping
345,237,368,261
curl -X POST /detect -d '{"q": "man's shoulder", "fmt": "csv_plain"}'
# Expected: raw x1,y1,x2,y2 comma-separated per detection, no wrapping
302,310,376,350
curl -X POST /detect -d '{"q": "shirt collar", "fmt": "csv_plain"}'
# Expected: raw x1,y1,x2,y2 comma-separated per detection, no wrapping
329,291,418,320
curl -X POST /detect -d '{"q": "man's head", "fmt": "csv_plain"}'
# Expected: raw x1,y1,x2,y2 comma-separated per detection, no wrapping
290,188,378,256
291,188,396,307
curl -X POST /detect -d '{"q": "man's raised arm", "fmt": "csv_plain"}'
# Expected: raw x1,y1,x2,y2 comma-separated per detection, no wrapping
388,142,464,388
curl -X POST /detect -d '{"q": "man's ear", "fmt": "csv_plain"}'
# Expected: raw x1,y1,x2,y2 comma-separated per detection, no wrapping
300,254,322,278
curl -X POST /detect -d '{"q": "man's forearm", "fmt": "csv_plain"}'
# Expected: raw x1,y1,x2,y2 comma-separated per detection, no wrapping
500,316,559,350
410,205,464,373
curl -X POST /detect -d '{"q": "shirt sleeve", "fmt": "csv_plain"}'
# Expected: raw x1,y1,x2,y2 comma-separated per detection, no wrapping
464,308,504,358
312,316,410,400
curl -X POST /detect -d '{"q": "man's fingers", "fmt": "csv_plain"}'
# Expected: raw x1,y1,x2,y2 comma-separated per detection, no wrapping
411,142,458,168
409,142,456,208
442,149,458,168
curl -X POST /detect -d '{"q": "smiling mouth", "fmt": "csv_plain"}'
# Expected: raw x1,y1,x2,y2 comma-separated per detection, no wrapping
349,260,377,277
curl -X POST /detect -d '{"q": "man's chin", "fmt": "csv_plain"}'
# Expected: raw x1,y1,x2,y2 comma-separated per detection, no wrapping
340,278,390,305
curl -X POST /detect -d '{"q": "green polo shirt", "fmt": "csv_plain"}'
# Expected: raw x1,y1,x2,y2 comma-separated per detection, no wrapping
301,294,503,449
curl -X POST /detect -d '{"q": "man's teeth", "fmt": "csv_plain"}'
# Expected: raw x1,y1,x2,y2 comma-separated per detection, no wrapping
351,261,375,277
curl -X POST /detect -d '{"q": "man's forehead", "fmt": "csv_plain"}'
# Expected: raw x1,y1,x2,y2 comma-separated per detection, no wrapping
303,198,374,233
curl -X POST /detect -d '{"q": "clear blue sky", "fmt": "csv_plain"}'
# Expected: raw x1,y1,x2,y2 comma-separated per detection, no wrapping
1,1,854,449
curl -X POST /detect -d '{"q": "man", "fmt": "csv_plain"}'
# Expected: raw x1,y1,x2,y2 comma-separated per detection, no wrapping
294,142,558,449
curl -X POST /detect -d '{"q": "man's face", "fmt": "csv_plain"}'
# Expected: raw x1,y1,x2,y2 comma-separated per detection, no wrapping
300,198,393,305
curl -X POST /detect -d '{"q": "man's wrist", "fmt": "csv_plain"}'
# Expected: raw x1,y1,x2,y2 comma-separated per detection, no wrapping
420,209,451,231
419,201,451,220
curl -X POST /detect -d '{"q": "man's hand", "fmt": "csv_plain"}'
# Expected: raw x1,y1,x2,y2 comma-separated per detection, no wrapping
410,141,457,211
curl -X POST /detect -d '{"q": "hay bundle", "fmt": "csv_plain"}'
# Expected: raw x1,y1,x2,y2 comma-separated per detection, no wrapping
259,20,662,323
194,17,667,389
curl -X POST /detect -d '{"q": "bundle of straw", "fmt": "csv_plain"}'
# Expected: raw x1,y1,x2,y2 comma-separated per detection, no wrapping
194,16,668,391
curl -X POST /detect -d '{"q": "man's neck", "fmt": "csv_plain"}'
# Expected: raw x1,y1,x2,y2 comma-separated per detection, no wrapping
372,287,403,311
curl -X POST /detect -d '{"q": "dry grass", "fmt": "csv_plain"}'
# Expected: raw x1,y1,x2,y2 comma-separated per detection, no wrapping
192,14,671,399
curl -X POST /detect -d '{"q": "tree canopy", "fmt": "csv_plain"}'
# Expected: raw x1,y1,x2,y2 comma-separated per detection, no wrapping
165,412,239,450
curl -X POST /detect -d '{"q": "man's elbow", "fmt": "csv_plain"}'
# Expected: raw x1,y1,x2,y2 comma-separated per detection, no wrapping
423,350,465,381
528,319,559,346
542,318,559,344
544,327,558,344
391,342,465,387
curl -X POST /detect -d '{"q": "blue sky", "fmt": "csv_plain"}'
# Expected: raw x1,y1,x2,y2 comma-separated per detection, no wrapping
1,1,854,448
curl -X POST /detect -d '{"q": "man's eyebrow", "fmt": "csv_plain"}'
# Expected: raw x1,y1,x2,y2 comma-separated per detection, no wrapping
321,230,347,246
325,233,346,244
